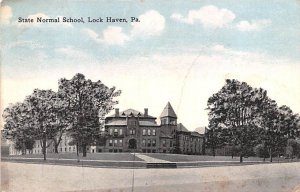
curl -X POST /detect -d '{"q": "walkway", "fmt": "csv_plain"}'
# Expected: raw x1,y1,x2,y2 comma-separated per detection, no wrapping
133,153,170,163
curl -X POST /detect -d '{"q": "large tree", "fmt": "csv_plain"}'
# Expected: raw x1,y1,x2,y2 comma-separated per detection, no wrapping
2,102,35,154
24,89,58,160
58,73,121,157
207,79,267,162
260,98,287,162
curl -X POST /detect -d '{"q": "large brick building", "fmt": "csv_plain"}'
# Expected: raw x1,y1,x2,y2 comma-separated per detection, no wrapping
98,102,204,154
9,102,204,155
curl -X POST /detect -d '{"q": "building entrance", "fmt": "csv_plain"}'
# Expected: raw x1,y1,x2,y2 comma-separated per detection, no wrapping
128,139,137,149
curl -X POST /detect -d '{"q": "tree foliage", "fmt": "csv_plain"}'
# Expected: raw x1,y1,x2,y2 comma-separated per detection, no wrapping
207,79,299,162
58,73,121,157
2,73,121,159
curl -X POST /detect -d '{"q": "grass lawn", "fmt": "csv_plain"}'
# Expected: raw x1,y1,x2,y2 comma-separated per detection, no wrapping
143,153,300,163
6,153,144,161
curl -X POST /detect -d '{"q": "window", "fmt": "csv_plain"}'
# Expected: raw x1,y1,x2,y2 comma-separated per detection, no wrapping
152,129,156,136
109,149,113,152
65,147,67,152
147,139,151,147
152,139,156,147
119,149,123,152
98,149,102,152
114,128,118,136
119,129,123,135
114,140,118,146
69,147,71,151
119,139,123,146
109,128,113,135
148,129,151,136
130,129,132,135
143,129,146,136
142,139,146,146
162,140,166,147
109,140,113,146
130,129,136,135
170,141,173,147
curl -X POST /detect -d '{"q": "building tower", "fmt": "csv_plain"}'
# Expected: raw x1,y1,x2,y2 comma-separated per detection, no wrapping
160,102,177,126
159,102,178,153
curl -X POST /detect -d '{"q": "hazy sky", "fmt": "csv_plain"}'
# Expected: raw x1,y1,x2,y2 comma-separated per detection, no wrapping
1,0,300,130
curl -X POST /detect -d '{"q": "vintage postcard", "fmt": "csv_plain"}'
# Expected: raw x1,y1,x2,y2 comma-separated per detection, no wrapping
1,0,300,191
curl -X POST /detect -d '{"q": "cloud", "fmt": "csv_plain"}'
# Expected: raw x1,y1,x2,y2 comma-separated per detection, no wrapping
171,5,235,28
17,13,72,28
83,10,165,46
131,10,165,36
82,26,129,46
236,19,272,31
0,5,12,25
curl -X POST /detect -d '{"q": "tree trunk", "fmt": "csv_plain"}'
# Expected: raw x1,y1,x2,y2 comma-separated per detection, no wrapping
82,144,87,157
53,139,59,153
42,138,47,161
239,154,243,163
76,142,80,162
22,142,26,155
212,146,216,157
270,148,273,162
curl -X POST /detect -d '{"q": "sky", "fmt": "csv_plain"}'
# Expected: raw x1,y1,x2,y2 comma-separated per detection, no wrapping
1,0,300,131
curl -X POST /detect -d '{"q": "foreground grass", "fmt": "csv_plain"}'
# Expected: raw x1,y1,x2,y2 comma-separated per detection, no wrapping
142,153,300,163
5,153,144,161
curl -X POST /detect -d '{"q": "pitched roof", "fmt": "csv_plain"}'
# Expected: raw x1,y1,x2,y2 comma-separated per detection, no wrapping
105,120,159,126
177,123,189,132
160,102,177,118
107,108,155,118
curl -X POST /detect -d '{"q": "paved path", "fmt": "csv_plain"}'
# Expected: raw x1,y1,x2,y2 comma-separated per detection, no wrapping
132,153,170,163
2,162,300,192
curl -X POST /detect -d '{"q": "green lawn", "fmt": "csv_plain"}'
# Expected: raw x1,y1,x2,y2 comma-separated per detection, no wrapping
7,153,144,161
143,153,299,162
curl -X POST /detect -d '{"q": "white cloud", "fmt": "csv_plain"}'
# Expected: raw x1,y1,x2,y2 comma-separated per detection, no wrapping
171,5,235,28
236,19,271,31
83,10,165,46
131,10,165,36
17,13,72,28
0,5,12,25
82,26,129,45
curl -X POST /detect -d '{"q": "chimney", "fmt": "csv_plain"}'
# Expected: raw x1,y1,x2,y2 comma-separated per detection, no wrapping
144,108,148,117
115,108,119,117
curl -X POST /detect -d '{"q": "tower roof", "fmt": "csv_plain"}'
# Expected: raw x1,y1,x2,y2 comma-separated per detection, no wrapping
160,102,177,118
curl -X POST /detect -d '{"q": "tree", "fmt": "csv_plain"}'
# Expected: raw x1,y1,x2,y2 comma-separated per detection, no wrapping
2,102,35,155
205,122,226,157
24,89,58,160
207,79,267,162
260,98,287,162
58,73,121,158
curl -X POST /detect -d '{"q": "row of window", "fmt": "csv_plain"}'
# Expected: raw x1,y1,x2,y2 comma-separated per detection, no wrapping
142,139,156,147
142,129,156,136
108,128,157,136
182,136,201,142
109,139,123,147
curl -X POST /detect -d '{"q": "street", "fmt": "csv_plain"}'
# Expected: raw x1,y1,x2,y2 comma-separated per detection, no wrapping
1,162,300,192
